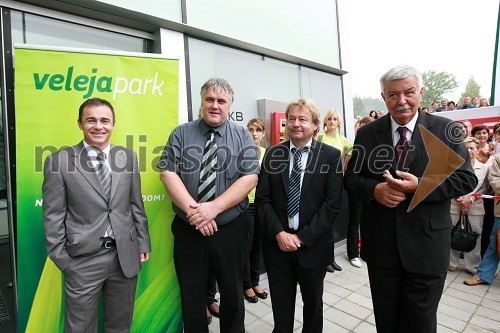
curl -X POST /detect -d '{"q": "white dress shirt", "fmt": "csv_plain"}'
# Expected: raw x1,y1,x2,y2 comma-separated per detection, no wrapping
288,140,312,230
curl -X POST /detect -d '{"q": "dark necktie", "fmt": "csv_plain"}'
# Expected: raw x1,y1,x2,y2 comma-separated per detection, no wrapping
395,126,409,170
287,147,305,218
198,129,217,202
97,152,114,238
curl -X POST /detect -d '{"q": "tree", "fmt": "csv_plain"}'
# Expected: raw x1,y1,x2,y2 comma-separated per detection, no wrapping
460,76,481,101
353,96,365,117
352,95,385,118
421,70,458,107
361,97,386,115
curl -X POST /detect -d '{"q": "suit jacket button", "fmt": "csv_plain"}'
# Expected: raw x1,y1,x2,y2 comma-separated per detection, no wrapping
109,209,112,213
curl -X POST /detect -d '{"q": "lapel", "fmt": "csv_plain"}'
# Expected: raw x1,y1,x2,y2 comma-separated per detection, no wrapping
301,139,320,193
278,140,319,199
109,146,125,201
374,115,395,150
73,142,107,201
404,111,428,169
279,143,291,194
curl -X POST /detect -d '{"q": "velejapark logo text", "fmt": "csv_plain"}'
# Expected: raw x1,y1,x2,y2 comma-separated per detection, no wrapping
33,67,165,99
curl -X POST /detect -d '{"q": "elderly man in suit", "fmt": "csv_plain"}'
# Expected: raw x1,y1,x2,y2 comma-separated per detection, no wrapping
344,65,477,333
256,98,343,333
43,97,151,333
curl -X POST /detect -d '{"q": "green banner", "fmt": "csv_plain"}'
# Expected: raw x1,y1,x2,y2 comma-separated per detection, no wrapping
14,46,182,332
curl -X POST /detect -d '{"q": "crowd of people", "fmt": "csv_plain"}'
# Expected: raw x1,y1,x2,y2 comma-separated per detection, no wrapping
423,96,491,113
41,66,498,333
450,120,500,287
366,96,492,116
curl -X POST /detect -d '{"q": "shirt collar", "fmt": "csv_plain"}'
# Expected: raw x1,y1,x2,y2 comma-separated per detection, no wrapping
83,141,111,158
390,111,418,135
290,139,312,152
200,118,227,137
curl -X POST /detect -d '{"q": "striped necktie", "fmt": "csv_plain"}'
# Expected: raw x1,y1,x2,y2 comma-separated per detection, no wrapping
97,152,114,238
198,129,218,202
287,147,305,218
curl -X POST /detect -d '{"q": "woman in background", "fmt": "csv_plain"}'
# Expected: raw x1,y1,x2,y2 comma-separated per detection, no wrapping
448,137,487,274
465,153,500,286
318,109,354,270
243,118,268,303
318,109,352,170
472,124,494,164
478,98,489,107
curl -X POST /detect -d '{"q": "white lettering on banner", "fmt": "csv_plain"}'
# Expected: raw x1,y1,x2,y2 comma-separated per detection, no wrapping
35,194,166,206
142,194,167,202
113,72,165,99
32,66,167,100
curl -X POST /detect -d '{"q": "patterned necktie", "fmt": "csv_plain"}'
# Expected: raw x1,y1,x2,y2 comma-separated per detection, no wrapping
198,129,218,202
395,126,409,170
97,152,114,238
287,147,304,218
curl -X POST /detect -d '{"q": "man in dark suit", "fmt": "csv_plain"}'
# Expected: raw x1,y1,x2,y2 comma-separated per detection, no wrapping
344,65,477,333
43,98,151,332
256,98,343,333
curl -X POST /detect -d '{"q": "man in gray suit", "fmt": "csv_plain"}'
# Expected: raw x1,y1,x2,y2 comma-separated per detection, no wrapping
43,98,151,333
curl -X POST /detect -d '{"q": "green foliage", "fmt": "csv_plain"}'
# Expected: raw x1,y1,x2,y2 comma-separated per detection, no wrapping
460,76,481,101
421,70,458,107
353,96,364,117
352,95,385,118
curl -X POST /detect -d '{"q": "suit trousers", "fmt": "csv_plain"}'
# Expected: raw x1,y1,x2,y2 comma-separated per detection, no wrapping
172,214,246,333
481,198,495,256
266,253,326,333
243,204,264,290
346,191,361,260
206,270,217,306
64,247,138,333
367,261,446,333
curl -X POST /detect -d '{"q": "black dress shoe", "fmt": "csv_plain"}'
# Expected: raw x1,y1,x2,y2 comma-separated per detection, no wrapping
244,293,259,303
252,287,268,299
326,264,335,273
331,260,342,271
207,302,220,318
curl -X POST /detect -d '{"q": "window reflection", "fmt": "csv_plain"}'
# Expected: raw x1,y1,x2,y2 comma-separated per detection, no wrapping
11,11,145,52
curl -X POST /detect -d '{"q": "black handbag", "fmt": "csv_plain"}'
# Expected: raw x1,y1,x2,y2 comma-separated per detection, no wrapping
451,213,479,252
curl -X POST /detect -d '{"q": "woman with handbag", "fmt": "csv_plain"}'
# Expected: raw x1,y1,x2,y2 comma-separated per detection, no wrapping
465,153,500,285
449,137,488,274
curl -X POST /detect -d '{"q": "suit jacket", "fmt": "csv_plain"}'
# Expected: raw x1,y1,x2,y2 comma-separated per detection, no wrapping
255,140,343,269
43,142,151,278
344,111,477,274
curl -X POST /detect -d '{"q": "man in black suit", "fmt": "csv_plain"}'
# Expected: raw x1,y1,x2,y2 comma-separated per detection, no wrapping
256,98,343,333
344,65,477,333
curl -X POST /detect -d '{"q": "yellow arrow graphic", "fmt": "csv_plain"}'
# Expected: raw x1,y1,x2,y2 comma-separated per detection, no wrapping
408,124,465,212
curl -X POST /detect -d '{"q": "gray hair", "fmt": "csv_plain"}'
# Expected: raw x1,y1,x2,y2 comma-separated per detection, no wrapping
379,65,423,92
200,78,234,103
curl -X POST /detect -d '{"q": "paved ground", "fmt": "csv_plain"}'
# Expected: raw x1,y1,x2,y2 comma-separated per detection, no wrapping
208,244,500,332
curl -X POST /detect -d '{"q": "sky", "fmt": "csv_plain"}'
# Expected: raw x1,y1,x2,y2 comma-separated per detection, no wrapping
341,0,499,102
